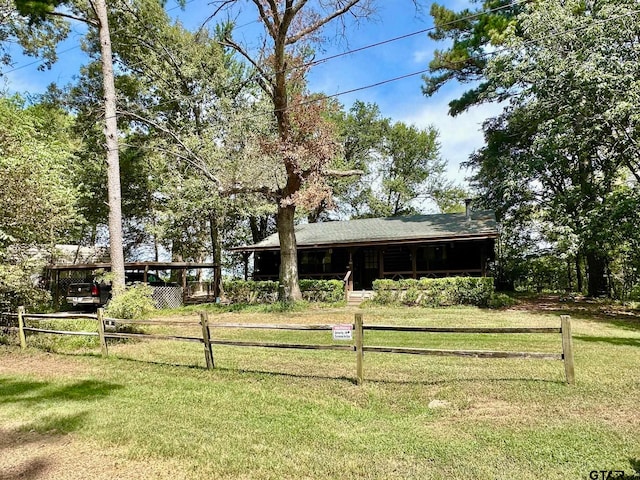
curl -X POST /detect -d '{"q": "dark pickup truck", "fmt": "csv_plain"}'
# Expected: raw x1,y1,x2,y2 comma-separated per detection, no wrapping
65,281,111,308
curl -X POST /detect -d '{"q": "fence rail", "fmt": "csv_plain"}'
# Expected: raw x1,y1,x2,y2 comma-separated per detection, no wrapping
10,307,575,385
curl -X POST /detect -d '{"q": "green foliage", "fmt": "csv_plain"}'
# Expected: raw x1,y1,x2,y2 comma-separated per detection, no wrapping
222,280,279,304
0,96,83,248
329,101,453,218
486,292,517,309
0,96,83,312
464,0,640,297
1,0,69,72
425,0,525,115
372,277,495,307
0,259,50,312
105,284,155,320
25,318,99,352
298,279,344,303
517,254,572,293
223,280,344,305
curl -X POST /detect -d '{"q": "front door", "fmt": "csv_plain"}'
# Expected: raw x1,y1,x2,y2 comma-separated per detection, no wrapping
353,247,378,290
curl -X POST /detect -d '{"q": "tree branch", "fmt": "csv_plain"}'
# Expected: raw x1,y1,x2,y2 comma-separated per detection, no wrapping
118,109,222,187
220,36,273,96
286,0,364,45
250,0,278,39
221,184,279,200
47,10,98,27
324,169,365,177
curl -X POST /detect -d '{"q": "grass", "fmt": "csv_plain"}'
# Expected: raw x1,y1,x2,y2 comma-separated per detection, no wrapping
1,299,639,479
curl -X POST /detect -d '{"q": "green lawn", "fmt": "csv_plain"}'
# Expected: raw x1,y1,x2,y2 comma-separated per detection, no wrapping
1,300,639,479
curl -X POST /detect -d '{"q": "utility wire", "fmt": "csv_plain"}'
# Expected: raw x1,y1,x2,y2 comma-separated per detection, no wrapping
2,0,527,78
102,4,640,138
1,0,201,75
103,0,533,116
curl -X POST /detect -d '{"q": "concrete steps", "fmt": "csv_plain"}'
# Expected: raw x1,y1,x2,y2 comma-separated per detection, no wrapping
347,290,375,306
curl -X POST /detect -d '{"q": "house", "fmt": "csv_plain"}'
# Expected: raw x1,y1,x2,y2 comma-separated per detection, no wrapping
235,208,498,291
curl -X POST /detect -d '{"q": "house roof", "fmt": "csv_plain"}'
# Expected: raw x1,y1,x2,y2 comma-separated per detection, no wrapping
235,211,498,252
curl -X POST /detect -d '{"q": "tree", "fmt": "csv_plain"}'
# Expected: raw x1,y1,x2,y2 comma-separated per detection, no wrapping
367,122,445,217
423,0,524,115
466,0,640,296
97,0,260,294
329,101,452,219
15,0,127,295
0,0,68,73
0,95,83,310
215,0,382,301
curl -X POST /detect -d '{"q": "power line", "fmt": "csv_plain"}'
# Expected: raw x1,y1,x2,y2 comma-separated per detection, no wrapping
2,0,527,79
1,0,201,76
297,0,532,72
95,3,640,129
95,1,640,158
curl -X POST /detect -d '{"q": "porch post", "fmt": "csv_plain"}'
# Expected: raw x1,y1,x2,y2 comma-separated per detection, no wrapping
182,267,187,304
348,249,354,292
411,246,418,279
481,242,487,276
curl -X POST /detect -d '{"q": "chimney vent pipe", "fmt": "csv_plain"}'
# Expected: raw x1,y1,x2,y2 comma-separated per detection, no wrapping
465,198,472,219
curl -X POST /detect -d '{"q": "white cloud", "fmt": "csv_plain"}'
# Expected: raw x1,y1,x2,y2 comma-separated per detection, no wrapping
393,94,506,186
412,48,433,64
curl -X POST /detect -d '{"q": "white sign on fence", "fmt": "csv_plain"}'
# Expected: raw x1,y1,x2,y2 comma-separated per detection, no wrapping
332,324,353,341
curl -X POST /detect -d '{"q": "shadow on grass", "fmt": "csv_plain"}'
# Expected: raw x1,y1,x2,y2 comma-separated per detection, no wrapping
574,335,640,348
0,413,90,480
0,378,123,406
507,294,640,332
55,350,567,387
0,457,48,480
0,378,121,480
205,365,566,387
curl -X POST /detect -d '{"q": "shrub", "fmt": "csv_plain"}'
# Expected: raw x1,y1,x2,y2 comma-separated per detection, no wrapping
222,279,344,304
0,261,51,313
487,292,518,309
105,284,155,320
372,277,495,307
299,280,344,303
223,280,279,304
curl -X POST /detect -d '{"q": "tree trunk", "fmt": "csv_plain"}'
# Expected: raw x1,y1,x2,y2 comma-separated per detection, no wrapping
209,211,223,299
276,203,302,302
586,251,607,297
576,254,583,293
96,0,125,295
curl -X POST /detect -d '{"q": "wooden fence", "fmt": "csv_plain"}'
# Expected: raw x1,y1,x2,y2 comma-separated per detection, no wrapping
11,307,575,385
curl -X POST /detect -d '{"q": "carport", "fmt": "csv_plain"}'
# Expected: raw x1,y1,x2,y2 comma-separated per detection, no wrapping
46,261,219,308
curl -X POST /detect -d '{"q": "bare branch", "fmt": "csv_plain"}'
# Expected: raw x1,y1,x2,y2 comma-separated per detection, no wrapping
250,0,278,39
286,0,366,45
118,109,222,187
324,169,365,177
221,184,279,199
221,36,273,96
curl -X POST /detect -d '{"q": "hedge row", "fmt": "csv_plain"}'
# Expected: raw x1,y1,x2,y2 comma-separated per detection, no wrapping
222,279,344,304
372,277,495,307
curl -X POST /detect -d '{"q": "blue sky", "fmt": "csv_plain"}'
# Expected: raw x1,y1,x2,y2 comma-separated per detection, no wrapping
2,0,503,192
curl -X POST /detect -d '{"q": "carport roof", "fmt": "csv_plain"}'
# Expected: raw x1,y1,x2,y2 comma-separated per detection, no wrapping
235,210,498,252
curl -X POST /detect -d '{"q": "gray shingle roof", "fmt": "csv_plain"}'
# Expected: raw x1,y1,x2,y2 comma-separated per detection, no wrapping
238,211,498,251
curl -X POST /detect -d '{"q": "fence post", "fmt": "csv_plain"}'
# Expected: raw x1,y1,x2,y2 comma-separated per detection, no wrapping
97,308,108,357
17,306,26,350
355,313,364,385
560,315,575,385
200,312,215,369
